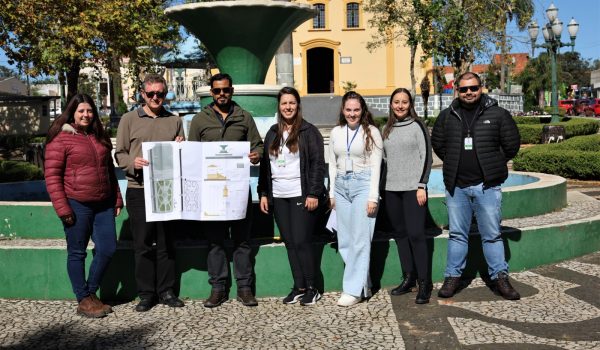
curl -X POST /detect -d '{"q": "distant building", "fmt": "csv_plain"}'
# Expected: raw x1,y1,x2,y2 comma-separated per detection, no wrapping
0,93,60,135
441,53,529,90
591,69,600,98
263,0,432,96
0,77,27,95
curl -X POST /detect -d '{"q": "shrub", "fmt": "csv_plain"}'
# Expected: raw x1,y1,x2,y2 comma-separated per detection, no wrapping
516,118,599,144
513,134,600,179
0,160,44,183
373,117,387,129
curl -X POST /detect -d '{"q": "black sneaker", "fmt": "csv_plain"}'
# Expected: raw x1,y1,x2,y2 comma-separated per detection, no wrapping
300,287,321,306
282,288,305,304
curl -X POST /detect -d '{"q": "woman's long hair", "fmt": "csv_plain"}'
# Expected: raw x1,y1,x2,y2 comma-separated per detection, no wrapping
46,94,111,150
338,91,377,153
382,88,419,140
269,87,303,156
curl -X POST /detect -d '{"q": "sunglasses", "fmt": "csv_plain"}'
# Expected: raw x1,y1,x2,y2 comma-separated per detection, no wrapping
211,87,233,95
145,91,166,99
458,85,480,93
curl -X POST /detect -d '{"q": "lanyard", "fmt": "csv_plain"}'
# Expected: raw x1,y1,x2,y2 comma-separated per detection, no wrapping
346,125,360,156
279,130,289,153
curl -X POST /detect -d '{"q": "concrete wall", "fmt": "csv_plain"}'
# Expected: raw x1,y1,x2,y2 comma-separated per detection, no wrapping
365,93,525,117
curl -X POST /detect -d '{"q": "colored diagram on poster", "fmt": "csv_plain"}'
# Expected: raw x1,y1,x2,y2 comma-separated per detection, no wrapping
142,141,250,222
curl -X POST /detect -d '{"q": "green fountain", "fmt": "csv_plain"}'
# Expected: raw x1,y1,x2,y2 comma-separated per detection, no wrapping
165,0,315,119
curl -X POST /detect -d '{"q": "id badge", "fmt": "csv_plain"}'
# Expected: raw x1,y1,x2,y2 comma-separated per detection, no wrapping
345,158,353,173
464,137,473,150
276,153,286,167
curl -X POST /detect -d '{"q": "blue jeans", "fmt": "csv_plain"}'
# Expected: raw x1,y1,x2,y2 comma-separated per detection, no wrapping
444,183,508,280
335,171,375,297
64,199,117,301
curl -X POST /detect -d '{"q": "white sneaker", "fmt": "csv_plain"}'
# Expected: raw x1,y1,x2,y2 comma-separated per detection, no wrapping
337,293,361,307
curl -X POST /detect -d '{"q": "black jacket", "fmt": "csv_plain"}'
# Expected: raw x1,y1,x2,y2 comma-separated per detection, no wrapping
257,120,326,204
431,94,520,194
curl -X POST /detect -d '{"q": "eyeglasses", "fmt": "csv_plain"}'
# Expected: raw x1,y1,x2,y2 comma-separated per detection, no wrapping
211,87,233,95
145,91,166,99
458,85,480,93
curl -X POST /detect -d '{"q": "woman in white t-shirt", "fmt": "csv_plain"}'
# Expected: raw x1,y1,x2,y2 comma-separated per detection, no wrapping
328,91,383,306
258,87,326,306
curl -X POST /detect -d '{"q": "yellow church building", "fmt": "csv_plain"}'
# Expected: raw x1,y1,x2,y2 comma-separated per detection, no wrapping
264,0,432,96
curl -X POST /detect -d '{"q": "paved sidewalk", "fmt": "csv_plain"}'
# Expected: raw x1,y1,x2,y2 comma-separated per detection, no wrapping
0,251,599,349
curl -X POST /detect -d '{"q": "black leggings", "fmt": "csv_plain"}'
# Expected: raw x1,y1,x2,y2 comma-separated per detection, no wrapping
384,190,429,281
273,196,318,289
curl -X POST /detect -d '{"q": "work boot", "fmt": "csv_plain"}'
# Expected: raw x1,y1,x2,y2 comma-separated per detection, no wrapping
159,290,185,308
203,289,228,308
437,277,461,298
415,280,433,304
390,273,416,296
237,288,258,307
494,272,521,300
135,297,157,312
89,294,113,314
77,296,107,318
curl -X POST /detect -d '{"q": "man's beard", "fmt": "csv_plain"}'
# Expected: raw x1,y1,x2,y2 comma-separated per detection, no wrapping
459,96,481,110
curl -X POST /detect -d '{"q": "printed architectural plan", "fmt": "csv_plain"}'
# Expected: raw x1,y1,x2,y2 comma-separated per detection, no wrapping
142,141,250,222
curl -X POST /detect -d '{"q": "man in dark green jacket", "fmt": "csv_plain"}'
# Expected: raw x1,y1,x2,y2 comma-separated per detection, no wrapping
188,73,264,308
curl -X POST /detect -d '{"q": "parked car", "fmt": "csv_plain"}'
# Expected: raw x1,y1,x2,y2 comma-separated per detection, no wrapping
572,98,600,117
573,99,590,116
582,98,600,117
558,99,575,115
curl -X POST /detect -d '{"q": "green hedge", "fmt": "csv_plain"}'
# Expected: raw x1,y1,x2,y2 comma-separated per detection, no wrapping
0,160,44,183
513,134,600,179
517,118,600,144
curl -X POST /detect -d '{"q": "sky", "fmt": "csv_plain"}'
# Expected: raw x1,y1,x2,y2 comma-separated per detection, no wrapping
1,0,599,75
505,0,600,61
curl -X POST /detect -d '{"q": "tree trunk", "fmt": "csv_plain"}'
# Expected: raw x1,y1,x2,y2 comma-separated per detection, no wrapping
66,58,81,103
410,44,417,94
108,56,124,117
500,26,507,92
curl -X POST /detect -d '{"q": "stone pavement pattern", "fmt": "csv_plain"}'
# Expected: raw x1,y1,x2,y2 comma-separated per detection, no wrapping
0,252,599,349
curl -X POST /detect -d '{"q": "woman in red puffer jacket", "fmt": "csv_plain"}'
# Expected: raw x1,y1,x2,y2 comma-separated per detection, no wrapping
45,93,122,318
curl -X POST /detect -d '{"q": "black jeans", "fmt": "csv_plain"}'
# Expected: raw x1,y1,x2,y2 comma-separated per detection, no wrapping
203,218,253,291
384,190,429,281
273,196,318,289
126,188,176,299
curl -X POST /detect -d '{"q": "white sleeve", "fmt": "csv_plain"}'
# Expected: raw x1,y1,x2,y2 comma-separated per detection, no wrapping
328,127,339,199
368,126,383,203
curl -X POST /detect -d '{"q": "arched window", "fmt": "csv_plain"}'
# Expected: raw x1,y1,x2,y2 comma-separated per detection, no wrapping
313,4,325,29
346,2,359,28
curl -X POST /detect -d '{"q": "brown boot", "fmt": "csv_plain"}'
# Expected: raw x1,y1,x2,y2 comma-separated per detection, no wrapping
77,296,107,318
89,294,113,314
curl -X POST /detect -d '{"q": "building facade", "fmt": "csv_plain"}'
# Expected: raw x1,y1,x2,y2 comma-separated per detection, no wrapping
264,0,431,96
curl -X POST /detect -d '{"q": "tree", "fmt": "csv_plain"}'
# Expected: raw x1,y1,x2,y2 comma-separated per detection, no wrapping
0,1,179,104
365,0,438,93
0,65,16,78
516,51,593,110
366,0,525,82
559,52,592,91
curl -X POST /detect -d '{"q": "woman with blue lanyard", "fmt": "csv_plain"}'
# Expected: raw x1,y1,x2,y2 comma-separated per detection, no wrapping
258,87,326,306
328,91,383,307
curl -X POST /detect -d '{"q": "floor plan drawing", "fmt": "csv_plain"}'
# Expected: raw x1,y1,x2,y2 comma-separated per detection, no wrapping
142,141,250,222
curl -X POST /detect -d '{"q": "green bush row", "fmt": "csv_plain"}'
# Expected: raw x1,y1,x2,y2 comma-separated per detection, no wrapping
517,118,599,144
0,160,44,183
513,134,600,180
513,116,573,124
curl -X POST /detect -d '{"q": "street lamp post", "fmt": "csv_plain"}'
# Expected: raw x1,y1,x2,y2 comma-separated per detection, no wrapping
527,3,579,123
